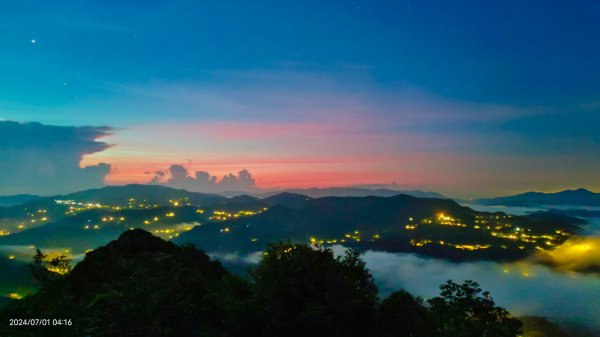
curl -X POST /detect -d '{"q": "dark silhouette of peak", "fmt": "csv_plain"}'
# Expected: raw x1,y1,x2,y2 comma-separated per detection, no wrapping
476,188,600,206
94,228,175,255
255,187,447,199
0,194,43,206
262,192,312,209
573,188,592,193
68,229,225,302
226,194,259,203
0,231,525,337
64,184,225,205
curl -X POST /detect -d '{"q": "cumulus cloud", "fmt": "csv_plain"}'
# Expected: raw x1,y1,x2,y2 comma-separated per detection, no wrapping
0,121,112,196
148,164,257,193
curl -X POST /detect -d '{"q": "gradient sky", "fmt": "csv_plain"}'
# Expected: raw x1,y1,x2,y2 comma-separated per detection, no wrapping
1,1,600,197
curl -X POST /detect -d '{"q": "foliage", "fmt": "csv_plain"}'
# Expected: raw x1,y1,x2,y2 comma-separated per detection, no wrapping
0,230,523,337
29,249,71,285
378,289,434,337
250,243,378,337
427,280,523,337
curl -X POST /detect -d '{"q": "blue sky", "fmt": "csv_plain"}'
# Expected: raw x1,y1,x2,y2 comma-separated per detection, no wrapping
1,1,599,196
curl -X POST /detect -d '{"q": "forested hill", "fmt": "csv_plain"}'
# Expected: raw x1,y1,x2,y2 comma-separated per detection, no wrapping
176,194,581,261
0,229,523,337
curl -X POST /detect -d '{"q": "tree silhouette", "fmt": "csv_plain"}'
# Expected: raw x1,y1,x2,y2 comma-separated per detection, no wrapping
427,280,522,337
378,289,434,337
29,249,71,285
1,231,527,337
251,243,378,337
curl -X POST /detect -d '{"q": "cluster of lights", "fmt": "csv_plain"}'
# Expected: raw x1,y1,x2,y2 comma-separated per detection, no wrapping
307,231,384,246
410,239,432,247
83,225,101,230
209,209,266,221
401,211,573,253
433,213,467,227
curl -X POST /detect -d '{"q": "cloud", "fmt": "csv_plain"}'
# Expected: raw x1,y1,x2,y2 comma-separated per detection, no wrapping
148,164,257,193
208,251,263,265
60,69,600,197
0,121,112,196
344,248,600,330
535,236,600,274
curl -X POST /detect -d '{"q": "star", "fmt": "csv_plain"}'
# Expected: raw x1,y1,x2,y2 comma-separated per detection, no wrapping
31,39,36,44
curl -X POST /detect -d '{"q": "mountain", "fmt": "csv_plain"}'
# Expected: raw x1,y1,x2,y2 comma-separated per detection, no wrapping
0,185,228,233
476,188,600,207
64,184,226,205
0,186,583,263
0,229,230,336
262,192,312,209
0,229,526,337
0,192,302,254
0,194,43,207
176,194,580,262
0,206,207,253
221,187,448,199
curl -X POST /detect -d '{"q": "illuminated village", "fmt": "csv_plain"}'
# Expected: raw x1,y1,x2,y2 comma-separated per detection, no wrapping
0,192,576,270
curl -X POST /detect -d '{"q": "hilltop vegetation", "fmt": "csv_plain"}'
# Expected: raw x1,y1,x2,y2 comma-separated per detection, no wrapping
176,194,581,262
0,230,522,337
0,185,582,266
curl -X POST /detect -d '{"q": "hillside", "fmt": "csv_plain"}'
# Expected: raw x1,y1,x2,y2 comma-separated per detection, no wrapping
0,187,583,263
0,194,43,207
251,187,447,199
0,230,524,337
176,194,581,261
476,188,600,207
0,184,232,234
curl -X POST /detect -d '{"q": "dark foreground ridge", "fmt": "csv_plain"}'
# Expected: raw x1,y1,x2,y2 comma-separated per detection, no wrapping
1,229,523,337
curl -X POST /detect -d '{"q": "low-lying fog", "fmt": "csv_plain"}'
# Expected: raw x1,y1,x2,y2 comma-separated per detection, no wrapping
210,242,600,331
352,248,600,331
4,205,599,331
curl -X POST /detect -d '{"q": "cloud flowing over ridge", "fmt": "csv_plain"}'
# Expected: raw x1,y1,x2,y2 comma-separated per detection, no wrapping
148,164,257,193
0,121,111,195
536,236,600,274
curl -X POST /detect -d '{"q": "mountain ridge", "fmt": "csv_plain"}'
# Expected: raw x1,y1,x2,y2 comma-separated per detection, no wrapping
476,188,600,207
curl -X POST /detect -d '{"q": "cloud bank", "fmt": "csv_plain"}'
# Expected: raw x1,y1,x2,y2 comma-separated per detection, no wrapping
0,121,111,196
148,164,257,193
348,248,600,330
536,236,600,274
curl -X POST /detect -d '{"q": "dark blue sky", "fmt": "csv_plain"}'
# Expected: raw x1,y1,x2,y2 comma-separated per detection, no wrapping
1,1,599,196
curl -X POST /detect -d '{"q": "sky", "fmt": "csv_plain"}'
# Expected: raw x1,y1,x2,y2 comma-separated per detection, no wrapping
1,1,600,197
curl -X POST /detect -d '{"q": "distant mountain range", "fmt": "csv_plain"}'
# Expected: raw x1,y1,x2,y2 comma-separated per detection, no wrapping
62,184,226,205
476,188,600,207
5,186,599,208
0,185,444,206
0,184,584,263
175,194,581,262
0,185,446,233
0,185,229,233
0,194,43,207
222,187,447,199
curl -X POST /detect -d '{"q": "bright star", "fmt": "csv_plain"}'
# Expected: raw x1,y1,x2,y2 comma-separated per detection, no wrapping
31,39,36,44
